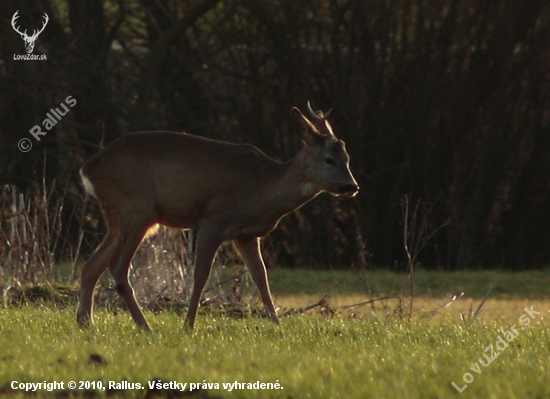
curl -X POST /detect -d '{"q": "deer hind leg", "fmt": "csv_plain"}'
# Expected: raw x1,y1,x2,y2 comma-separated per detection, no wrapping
108,224,150,330
234,236,279,323
185,228,222,330
77,224,122,327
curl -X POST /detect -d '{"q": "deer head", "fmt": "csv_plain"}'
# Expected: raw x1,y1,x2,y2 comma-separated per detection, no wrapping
11,10,49,54
292,102,359,196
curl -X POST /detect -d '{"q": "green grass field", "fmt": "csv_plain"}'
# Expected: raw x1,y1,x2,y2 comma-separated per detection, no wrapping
1,269,550,398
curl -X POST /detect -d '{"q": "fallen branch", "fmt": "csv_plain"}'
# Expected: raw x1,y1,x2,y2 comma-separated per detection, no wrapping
338,296,401,310
203,269,248,294
425,292,464,318
279,296,331,317
462,277,500,325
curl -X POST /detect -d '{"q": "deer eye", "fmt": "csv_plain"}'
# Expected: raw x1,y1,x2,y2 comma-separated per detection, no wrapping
325,157,336,166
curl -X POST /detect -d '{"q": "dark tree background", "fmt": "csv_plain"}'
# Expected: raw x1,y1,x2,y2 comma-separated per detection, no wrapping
1,0,549,270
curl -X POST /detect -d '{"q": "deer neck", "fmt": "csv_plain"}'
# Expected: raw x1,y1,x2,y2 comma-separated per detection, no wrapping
266,150,321,217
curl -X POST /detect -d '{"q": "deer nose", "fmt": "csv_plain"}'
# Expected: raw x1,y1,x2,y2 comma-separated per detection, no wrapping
339,183,359,196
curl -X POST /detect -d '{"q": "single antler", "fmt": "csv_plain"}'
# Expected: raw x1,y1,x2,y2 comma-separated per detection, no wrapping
307,101,332,120
11,11,25,37
33,13,49,38
292,101,336,140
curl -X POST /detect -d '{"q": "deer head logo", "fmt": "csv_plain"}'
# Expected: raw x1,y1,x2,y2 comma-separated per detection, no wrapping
11,10,49,54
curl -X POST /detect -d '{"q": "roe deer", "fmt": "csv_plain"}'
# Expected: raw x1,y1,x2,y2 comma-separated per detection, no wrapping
77,103,359,330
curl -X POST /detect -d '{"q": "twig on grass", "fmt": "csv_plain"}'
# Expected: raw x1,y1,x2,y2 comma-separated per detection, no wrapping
280,295,404,319
337,296,401,310
279,295,332,317
203,269,248,294
461,277,500,325
400,194,450,321
424,292,464,318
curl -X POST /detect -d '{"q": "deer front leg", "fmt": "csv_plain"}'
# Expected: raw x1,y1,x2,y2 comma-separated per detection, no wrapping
185,228,223,330
234,236,279,324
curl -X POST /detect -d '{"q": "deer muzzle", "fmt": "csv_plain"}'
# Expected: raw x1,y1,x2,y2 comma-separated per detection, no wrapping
338,183,359,197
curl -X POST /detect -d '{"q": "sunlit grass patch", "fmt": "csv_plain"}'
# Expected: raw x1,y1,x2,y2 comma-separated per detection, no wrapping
0,299,549,398
1,269,550,398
